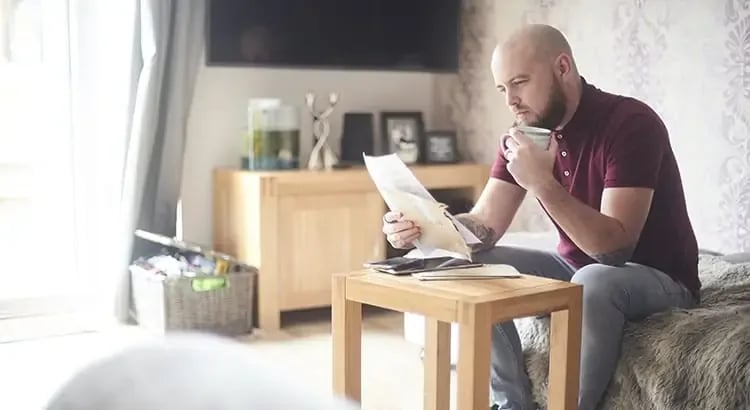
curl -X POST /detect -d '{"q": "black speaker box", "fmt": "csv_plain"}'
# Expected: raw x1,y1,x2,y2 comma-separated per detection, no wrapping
340,112,374,164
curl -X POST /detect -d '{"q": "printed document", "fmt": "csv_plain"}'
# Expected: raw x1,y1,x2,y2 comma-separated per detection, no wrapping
363,154,481,260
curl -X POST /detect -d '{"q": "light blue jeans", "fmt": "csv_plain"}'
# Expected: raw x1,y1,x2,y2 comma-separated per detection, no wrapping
472,246,697,410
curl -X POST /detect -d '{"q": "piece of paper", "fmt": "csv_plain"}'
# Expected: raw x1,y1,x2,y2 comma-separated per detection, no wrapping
363,153,480,260
412,264,521,281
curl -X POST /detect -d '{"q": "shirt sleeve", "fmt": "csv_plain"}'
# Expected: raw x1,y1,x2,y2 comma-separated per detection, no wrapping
604,112,666,189
489,142,519,185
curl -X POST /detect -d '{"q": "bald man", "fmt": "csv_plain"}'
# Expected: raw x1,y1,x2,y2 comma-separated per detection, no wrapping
382,24,700,410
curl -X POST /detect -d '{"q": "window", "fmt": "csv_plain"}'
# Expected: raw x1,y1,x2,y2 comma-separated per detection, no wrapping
0,0,77,307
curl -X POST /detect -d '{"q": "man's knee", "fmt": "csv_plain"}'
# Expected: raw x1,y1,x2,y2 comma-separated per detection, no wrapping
571,264,628,309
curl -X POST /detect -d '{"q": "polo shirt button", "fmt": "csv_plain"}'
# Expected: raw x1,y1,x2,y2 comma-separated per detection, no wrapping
556,134,563,140
563,170,570,177
561,151,568,157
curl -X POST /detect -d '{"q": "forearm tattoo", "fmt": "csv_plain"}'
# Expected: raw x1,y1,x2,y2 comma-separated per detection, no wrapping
590,245,635,266
454,213,497,252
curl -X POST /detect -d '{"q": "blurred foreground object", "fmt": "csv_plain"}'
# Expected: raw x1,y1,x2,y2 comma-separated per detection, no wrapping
46,333,357,410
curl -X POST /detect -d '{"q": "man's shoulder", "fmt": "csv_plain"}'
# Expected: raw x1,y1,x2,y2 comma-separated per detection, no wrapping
582,84,670,150
590,84,663,125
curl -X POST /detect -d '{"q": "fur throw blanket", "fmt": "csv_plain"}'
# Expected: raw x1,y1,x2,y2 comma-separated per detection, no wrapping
516,256,750,409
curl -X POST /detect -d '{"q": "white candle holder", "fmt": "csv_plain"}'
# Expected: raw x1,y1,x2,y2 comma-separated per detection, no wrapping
306,91,339,170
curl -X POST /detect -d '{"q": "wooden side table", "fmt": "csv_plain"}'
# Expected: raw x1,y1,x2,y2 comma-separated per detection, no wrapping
332,270,582,410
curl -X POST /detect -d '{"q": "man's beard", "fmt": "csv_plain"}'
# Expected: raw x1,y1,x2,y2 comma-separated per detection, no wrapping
528,80,567,130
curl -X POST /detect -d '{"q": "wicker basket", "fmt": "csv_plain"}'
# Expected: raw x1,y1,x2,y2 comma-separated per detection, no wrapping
129,264,257,336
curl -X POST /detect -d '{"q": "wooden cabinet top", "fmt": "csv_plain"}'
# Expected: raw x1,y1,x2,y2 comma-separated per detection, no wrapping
214,163,490,197
215,162,489,184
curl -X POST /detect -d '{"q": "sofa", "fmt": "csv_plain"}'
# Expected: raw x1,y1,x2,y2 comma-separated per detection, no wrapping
403,232,750,409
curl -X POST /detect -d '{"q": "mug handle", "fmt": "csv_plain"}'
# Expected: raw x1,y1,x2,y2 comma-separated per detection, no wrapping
500,133,513,157
500,133,512,148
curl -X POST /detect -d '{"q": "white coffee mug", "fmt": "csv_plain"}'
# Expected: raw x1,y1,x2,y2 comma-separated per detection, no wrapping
501,125,553,151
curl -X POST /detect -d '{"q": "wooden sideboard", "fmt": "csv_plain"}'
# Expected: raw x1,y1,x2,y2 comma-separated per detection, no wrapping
212,163,490,330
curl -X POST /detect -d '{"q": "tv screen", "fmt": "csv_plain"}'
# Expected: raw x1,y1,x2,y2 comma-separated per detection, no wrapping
206,0,461,72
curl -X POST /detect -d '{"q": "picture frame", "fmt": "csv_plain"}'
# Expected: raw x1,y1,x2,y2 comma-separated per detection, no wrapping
380,111,425,164
424,130,459,163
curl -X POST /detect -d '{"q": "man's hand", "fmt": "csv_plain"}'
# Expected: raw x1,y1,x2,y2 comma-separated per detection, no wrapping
503,128,559,194
381,211,421,249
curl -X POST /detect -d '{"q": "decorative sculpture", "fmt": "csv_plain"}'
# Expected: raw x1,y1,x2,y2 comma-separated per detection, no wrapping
305,91,339,170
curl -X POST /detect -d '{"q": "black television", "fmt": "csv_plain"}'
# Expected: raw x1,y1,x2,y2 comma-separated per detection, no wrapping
206,0,461,72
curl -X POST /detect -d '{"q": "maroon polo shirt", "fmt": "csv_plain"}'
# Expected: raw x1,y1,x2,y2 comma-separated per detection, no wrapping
491,78,701,298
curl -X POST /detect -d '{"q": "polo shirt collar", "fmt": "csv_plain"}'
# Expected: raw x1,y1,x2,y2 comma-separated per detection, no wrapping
558,76,596,135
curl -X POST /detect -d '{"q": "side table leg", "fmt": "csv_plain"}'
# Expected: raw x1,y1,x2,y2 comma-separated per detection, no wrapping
424,319,451,410
332,275,362,403
548,288,583,410
456,303,491,410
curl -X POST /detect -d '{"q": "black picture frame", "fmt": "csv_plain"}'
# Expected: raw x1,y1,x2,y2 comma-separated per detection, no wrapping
424,130,459,163
380,111,425,164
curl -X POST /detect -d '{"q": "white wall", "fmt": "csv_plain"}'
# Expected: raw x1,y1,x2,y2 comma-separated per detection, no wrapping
181,65,438,245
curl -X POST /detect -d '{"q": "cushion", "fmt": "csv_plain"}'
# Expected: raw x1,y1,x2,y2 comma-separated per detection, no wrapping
722,252,750,264
518,255,750,409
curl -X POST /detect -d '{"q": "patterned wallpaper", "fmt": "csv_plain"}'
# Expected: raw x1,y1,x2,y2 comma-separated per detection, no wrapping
435,0,750,253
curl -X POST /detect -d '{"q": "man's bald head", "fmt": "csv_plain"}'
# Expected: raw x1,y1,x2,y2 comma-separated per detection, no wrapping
500,24,575,66
490,24,582,130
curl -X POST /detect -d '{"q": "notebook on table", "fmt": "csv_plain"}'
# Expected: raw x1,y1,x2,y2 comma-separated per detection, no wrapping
411,264,521,281
364,256,480,275
363,256,521,280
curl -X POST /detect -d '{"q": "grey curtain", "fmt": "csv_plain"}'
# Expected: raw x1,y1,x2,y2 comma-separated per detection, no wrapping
117,0,205,321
